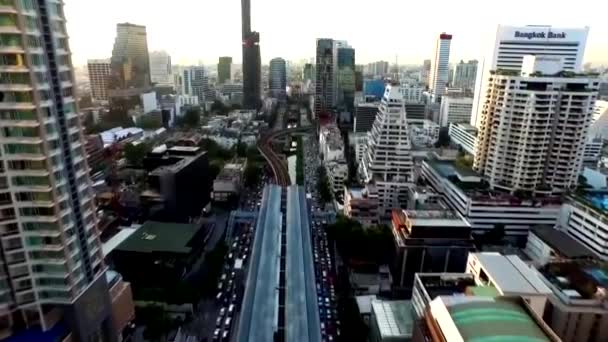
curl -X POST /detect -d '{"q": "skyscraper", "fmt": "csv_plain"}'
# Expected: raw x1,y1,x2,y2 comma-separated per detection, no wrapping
0,1,116,340
303,63,314,82
315,38,335,118
471,25,590,127
149,50,172,87
269,57,287,98
474,56,599,194
241,0,261,109
337,47,356,115
87,59,111,102
218,56,233,85
421,59,431,86
452,60,478,91
359,85,414,217
109,23,151,90
429,33,452,102
181,66,212,103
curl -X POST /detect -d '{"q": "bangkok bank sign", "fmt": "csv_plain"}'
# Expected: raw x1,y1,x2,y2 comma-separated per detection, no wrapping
514,31,567,39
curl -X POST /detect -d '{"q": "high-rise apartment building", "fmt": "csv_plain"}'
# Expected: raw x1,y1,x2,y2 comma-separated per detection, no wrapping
87,59,110,102
218,56,232,85
452,59,478,91
0,1,116,340
109,23,151,90
315,38,335,117
366,61,389,78
269,57,287,98
241,0,261,109
428,33,452,102
149,50,172,87
359,85,414,217
474,56,599,194
471,25,590,127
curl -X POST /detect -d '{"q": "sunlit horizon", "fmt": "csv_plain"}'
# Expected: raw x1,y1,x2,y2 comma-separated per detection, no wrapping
65,0,608,67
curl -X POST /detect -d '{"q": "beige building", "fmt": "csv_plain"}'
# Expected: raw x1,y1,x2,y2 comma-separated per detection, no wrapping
474,56,599,194
87,59,111,102
343,186,379,227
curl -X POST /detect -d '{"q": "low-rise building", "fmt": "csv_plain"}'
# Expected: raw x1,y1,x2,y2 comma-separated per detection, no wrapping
414,296,560,342
582,166,608,189
110,221,207,299
344,186,380,227
391,207,474,294
145,146,210,221
525,226,597,266
438,96,473,127
538,261,608,342
319,124,345,161
326,160,348,200
213,161,246,203
421,157,562,238
561,191,608,260
369,299,414,342
408,119,440,147
448,123,477,155
466,252,553,316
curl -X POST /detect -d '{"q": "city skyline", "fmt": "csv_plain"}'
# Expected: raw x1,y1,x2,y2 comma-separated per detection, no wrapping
65,0,608,67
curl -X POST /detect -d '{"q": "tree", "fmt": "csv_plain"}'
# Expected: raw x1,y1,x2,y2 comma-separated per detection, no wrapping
480,223,505,246
317,166,333,203
244,163,262,188
177,107,201,128
236,142,248,158
137,115,163,130
138,305,173,342
123,143,150,168
210,100,229,115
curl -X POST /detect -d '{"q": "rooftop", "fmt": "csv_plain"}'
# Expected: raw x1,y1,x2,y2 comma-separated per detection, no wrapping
425,158,563,206
150,151,205,175
434,296,554,342
471,253,552,295
569,191,608,220
540,261,608,300
531,226,597,260
371,300,414,339
115,221,203,254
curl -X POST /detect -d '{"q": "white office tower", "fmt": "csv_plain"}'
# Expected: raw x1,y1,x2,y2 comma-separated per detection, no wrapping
359,85,414,217
474,56,599,194
428,33,452,102
0,1,116,340
471,25,590,127
149,50,173,87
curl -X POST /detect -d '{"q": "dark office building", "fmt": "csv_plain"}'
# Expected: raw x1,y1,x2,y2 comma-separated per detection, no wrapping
218,56,232,84
337,47,356,115
390,209,475,296
109,23,151,89
241,0,261,109
110,221,207,297
315,38,335,117
354,102,378,133
144,146,210,221
405,103,427,120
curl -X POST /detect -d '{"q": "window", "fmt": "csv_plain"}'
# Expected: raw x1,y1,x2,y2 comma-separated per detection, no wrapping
12,175,49,187
4,143,41,155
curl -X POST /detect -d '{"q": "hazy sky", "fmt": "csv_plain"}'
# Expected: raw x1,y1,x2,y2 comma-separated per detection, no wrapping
65,0,608,67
